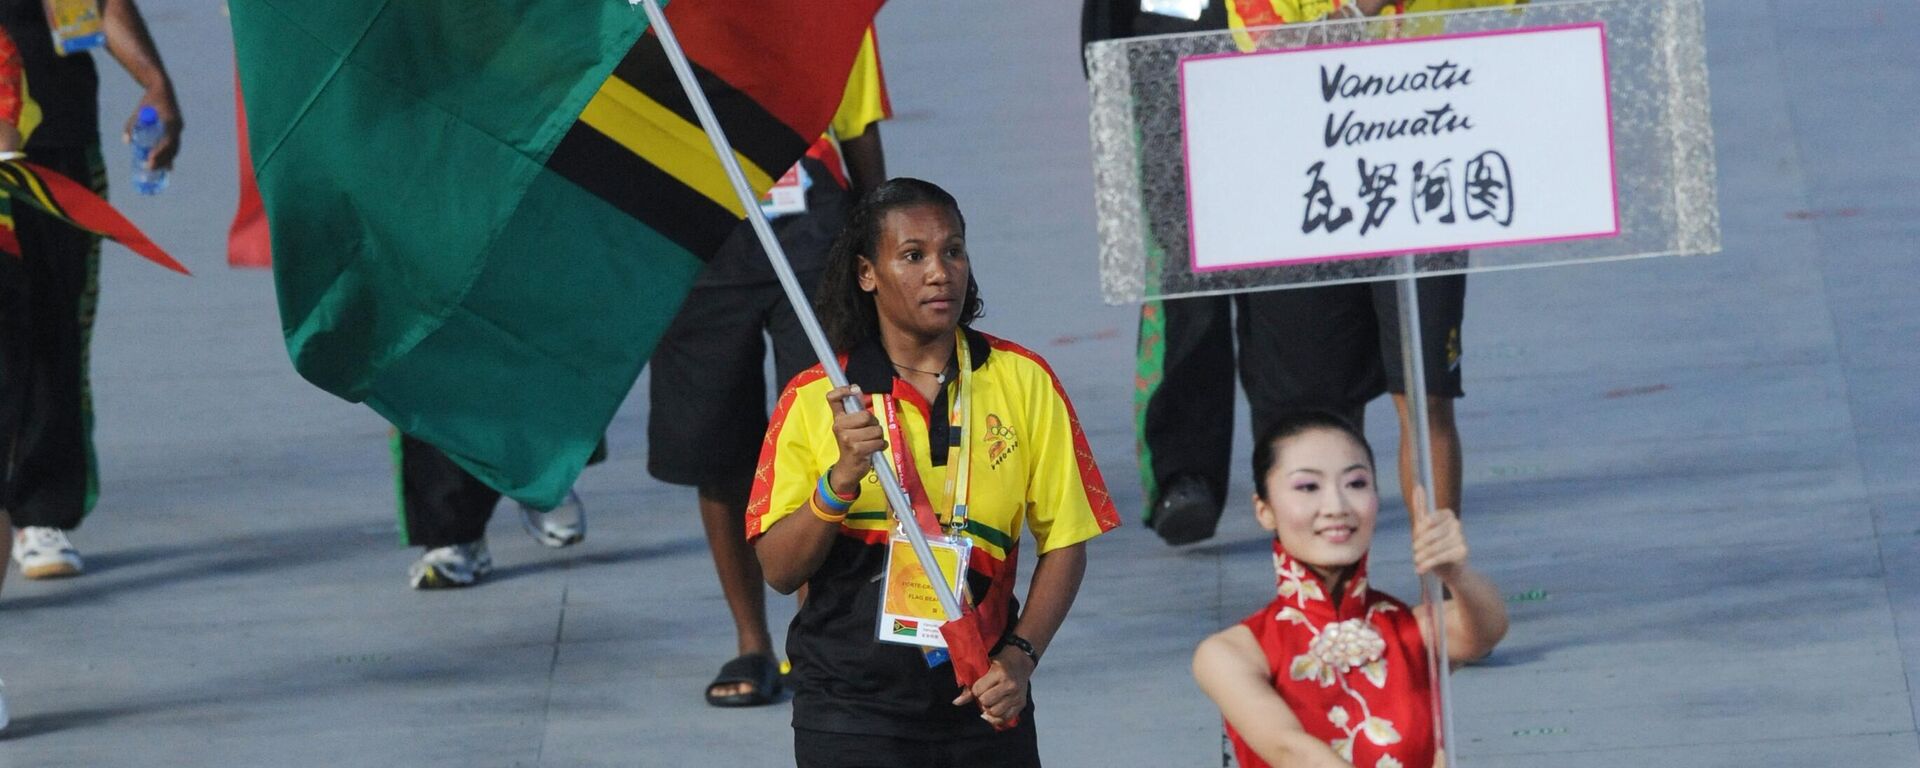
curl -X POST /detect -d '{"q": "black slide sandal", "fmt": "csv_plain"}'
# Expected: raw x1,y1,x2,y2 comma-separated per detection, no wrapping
705,653,782,707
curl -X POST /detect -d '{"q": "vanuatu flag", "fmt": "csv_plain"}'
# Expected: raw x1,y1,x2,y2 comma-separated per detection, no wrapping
230,0,882,507
0,160,186,274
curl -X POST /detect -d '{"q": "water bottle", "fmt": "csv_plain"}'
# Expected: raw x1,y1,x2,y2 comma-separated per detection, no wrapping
129,105,168,195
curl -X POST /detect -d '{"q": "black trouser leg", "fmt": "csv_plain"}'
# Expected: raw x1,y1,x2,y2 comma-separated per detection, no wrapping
1236,284,1385,441
394,433,606,547
0,146,103,530
395,434,501,549
1134,294,1236,515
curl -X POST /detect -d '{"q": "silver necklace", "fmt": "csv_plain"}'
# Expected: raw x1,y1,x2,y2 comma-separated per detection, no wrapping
891,359,954,385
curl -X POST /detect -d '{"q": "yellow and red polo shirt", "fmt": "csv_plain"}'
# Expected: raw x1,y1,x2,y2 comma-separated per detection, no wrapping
747,328,1120,737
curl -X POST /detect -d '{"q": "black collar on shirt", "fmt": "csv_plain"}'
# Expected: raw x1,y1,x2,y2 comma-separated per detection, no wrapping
844,327,990,467
844,326,990,394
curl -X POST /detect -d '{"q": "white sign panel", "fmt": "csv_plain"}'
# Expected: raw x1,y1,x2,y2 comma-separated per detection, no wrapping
1179,23,1618,272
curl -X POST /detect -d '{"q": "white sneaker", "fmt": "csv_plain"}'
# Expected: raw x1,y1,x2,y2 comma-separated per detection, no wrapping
407,540,493,590
13,526,84,579
519,491,585,548
0,675,10,734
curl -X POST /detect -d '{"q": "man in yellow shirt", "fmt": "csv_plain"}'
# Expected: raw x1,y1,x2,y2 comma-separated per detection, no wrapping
648,27,892,707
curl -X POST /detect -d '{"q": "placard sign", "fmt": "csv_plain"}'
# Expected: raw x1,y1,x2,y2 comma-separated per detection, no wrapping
1180,23,1617,272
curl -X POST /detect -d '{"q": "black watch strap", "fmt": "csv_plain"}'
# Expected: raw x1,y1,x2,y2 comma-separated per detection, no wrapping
1001,633,1039,666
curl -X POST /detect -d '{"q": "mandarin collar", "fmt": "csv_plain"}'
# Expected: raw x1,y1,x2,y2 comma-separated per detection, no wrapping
1273,538,1372,622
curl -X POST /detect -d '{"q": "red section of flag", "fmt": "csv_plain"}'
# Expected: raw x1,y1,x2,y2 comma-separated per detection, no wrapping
0,160,187,274
228,69,271,268
939,610,1018,732
663,0,882,141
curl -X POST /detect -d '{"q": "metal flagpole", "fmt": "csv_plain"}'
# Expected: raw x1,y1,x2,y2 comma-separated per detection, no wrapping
1393,254,1458,762
633,0,968,625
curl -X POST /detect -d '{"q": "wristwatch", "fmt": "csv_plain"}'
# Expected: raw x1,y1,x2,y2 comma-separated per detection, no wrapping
999,633,1040,667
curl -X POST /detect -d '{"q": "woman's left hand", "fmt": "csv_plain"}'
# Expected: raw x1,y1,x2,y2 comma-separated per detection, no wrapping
1410,488,1469,582
953,648,1034,726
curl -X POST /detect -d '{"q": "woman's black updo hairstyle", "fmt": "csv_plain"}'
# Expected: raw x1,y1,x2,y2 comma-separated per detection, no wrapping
1251,410,1376,501
815,177,984,352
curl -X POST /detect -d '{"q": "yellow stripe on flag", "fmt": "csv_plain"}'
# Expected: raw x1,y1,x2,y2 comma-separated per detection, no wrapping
578,76,775,218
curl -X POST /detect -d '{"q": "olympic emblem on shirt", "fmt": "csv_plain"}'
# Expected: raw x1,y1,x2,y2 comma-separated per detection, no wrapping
985,414,1019,469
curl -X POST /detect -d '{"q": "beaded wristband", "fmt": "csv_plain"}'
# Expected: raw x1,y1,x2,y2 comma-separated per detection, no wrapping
817,472,855,511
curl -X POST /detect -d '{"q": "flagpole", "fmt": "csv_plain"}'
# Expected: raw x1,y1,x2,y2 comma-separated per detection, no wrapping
633,0,968,626
1393,255,1458,762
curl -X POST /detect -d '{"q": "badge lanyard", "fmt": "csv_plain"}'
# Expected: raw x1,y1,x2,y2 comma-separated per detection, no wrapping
878,330,975,546
873,331,976,656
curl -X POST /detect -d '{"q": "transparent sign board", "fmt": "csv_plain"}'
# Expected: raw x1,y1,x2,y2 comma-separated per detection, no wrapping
1088,0,1719,303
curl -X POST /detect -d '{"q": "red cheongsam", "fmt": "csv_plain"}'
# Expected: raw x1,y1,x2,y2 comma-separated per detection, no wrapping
1227,541,1435,768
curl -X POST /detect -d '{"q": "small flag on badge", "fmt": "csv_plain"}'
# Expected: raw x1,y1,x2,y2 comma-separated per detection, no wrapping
891,619,919,637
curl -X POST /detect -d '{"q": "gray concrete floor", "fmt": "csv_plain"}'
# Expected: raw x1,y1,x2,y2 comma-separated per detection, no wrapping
0,0,1914,766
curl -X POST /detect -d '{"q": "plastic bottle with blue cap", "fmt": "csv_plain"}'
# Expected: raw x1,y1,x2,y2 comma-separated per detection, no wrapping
130,105,168,195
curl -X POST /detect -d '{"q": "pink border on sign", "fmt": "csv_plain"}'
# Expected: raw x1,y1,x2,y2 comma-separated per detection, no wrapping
1176,21,1621,274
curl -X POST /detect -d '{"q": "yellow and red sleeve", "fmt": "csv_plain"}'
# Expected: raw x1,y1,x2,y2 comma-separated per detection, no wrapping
990,339,1121,554
747,367,833,541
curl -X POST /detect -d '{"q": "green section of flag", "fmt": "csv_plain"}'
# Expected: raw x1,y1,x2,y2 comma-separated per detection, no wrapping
231,1,697,507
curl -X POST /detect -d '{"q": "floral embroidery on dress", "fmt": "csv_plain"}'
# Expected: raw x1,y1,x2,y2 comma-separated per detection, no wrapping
1225,541,1432,768
1310,618,1386,672
1274,552,1326,605
1261,539,1424,766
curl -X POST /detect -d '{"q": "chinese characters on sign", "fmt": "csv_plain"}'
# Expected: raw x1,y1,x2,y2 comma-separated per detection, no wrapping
1178,23,1618,272
1303,149,1512,236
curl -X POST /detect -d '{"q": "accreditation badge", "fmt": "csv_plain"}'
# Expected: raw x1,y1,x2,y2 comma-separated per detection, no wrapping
759,161,809,218
876,533,970,649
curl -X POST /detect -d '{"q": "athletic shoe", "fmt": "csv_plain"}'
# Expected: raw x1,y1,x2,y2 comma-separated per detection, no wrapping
1147,475,1223,546
407,540,493,590
519,491,585,548
0,675,10,734
13,526,84,579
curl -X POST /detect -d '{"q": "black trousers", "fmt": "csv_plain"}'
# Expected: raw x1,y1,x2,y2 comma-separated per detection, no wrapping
0,145,104,529
794,717,1041,768
1134,278,1466,518
1133,295,1236,520
393,434,605,549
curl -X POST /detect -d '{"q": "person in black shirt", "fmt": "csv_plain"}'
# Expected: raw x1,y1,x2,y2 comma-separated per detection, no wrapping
0,0,181,579
1082,0,1469,547
752,179,1120,767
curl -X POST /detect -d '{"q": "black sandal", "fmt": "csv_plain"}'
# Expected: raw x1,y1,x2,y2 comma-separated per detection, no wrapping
705,653,782,707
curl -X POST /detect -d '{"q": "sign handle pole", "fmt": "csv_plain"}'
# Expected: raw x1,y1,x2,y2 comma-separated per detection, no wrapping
633,0,966,625
1393,255,1459,764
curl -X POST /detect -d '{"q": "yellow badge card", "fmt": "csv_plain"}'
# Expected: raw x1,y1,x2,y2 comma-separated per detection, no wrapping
43,0,106,56
877,536,967,648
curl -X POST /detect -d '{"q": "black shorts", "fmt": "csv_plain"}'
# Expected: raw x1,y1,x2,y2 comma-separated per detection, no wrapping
646,274,818,491
1236,263,1464,430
